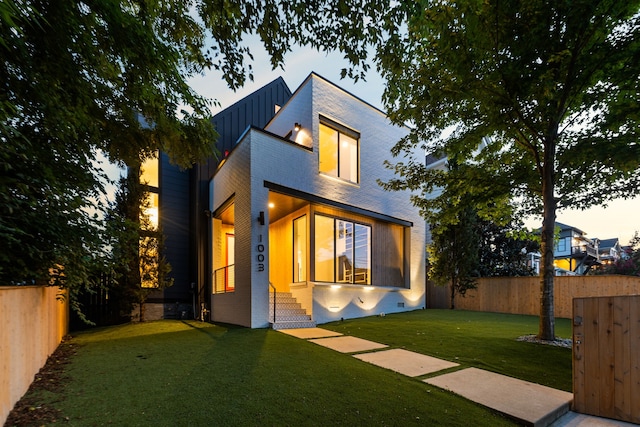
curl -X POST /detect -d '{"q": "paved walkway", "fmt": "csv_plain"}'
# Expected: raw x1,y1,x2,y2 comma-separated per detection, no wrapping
279,327,635,427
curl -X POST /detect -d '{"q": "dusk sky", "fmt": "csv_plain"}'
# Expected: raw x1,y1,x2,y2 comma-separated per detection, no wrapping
186,40,640,245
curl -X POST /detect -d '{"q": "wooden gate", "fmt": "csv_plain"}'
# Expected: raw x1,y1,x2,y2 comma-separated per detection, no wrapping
573,295,640,423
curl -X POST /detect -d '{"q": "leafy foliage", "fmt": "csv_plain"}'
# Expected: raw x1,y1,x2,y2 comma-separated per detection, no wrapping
428,204,479,309
105,169,173,322
477,220,539,278
0,0,389,304
596,231,640,276
376,0,640,339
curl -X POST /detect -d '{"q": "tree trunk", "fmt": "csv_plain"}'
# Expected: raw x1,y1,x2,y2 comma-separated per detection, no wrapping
539,136,557,341
450,275,456,309
139,302,146,322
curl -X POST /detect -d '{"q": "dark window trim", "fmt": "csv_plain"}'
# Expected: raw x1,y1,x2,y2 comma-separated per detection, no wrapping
264,181,413,227
319,116,360,183
212,193,235,218
314,213,372,284
319,115,360,140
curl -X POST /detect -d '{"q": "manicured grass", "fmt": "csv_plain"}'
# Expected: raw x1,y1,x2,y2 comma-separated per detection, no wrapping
26,310,572,426
323,309,573,391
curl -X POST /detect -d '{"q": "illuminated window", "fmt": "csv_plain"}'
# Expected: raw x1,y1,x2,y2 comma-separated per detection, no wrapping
142,192,159,230
141,154,159,187
212,201,235,294
319,119,359,183
314,214,370,284
140,235,160,288
139,152,160,287
293,215,307,282
140,152,159,231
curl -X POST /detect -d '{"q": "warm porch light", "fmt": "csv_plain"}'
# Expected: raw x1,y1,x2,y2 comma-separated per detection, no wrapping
294,122,301,131
268,202,275,208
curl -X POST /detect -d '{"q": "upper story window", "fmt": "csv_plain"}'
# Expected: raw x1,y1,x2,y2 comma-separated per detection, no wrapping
140,153,159,188
140,152,159,230
319,118,359,184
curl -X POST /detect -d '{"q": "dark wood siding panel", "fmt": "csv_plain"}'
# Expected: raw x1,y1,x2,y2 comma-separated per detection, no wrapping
373,222,404,286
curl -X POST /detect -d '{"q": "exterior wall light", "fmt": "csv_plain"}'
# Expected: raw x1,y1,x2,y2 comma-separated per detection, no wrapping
294,123,301,131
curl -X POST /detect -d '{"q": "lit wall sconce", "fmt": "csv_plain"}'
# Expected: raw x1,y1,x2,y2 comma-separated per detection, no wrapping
258,211,265,225
294,122,301,132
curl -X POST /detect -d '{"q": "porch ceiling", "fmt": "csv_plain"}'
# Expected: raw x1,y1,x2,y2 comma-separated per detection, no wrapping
268,192,307,223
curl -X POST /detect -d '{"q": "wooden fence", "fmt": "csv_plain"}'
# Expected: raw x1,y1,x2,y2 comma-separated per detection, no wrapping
573,295,640,423
427,275,640,318
0,286,68,425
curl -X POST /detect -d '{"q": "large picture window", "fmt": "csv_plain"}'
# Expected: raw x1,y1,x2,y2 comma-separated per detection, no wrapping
319,120,359,183
314,214,371,284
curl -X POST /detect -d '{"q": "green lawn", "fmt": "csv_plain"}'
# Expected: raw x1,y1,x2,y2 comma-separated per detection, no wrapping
323,309,573,391
22,310,571,426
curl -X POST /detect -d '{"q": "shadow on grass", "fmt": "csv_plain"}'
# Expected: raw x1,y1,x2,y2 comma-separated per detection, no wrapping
16,314,548,426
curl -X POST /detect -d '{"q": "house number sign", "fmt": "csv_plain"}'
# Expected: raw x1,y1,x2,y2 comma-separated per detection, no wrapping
256,234,265,272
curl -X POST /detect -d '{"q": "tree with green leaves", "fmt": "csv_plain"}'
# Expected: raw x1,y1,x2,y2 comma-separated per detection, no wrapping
428,203,479,310
377,0,640,340
595,231,640,276
106,169,173,322
1,0,390,313
477,220,540,278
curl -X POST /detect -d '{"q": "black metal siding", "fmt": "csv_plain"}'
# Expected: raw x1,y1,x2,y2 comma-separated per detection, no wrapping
190,77,293,308
158,153,191,302
156,77,292,315
213,77,292,156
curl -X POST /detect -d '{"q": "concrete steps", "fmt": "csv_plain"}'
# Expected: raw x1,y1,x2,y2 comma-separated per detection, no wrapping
269,292,316,330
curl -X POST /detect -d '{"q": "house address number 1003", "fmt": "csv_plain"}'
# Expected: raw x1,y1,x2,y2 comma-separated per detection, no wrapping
256,234,265,272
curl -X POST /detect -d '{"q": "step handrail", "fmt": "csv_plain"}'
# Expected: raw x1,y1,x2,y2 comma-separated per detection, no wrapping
269,282,276,323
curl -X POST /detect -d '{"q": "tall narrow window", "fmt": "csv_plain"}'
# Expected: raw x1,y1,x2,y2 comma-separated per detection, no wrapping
139,152,160,287
319,120,359,183
212,201,235,293
314,215,335,282
353,223,371,284
293,215,307,282
336,220,353,282
140,152,159,230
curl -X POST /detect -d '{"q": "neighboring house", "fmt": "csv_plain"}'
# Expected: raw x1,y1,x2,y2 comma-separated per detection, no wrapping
597,238,623,266
144,73,426,327
552,222,600,275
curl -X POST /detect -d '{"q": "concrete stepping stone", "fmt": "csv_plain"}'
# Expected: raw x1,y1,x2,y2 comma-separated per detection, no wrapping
308,336,387,353
424,367,573,427
278,327,343,339
353,348,459,377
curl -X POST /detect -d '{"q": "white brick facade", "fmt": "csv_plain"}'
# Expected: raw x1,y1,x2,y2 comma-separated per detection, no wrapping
210,73,426,328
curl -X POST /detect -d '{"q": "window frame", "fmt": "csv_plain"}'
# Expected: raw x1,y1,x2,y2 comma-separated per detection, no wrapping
318,116,360,184
313,213,371,285
292,214,308,283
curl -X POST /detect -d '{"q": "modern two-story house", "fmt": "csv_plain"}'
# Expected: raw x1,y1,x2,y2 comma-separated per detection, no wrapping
143,73,426,328
552,222,600,275
597,237,623,266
